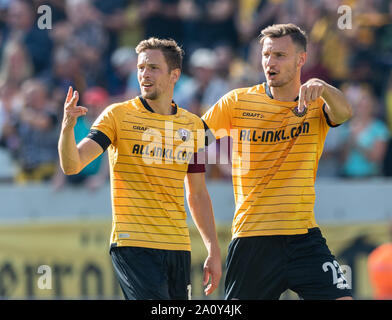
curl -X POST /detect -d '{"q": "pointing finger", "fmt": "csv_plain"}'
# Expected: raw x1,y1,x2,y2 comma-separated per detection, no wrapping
316,85,323,100
304,85,313,106
67,90,79,108
65,86,73,104
310,87,318,101
298,85,305,113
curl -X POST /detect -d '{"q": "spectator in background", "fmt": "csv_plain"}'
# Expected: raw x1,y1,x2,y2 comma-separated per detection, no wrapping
89,0,134,96
90,0,132,54
175,48,230,116
179,0,238,55
51,0,108,88
14,79,59,183
213,44,235,80
383,73,392,176
236,0,282,46
0,0,391,186
386,73,392,133
0,80,22,182
97,0,142,48
344,0,389,96
109,46,138,100
281,0,323,33
301,40,331,84
0,0,53,77
201,0,239,50
339,84,390,178
307,2,352,87
0,40,33,88
53,86,109,191
49,46,86,115
227,37,266,89
139,0,183,45
0,81,23,158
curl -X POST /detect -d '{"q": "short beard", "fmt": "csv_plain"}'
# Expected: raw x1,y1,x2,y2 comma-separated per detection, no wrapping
142,91,158,100
268,61,297,88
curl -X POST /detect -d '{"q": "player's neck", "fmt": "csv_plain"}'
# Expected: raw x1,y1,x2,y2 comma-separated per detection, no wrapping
145,96,174,115
269,77,301,102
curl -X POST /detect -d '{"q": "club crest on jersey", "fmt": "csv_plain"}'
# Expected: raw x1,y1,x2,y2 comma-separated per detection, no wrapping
292,106,308,117
177,128,190,142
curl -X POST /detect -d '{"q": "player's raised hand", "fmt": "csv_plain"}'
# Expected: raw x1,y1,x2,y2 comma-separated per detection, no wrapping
62,86,88,129
298,78,326,113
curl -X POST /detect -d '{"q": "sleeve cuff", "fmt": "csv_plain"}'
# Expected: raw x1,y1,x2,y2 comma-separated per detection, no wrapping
322,104,341,128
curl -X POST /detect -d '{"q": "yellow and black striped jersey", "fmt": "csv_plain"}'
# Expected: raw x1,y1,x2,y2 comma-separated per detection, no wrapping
89,96,206,251
202,82,337,238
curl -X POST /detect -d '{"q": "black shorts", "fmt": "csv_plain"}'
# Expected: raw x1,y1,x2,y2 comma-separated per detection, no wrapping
110,246,191,300
224,228,352,300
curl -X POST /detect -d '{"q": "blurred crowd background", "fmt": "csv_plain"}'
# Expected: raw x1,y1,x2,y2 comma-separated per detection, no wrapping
0,0,391,300
0,0,392,189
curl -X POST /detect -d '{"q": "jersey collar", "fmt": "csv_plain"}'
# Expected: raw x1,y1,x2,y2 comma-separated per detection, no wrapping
138,96,178,115
264,82,299,102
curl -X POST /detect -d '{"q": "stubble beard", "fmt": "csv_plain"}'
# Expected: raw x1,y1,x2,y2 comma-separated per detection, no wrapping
268,61,298,89
142,90,158,100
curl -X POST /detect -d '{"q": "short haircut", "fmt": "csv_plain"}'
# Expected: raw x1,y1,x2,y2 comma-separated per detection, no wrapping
259,23,307,52
135,37,184,72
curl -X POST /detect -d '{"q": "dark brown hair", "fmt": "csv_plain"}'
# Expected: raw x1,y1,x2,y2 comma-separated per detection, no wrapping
135,37,184,72
259,23,307,52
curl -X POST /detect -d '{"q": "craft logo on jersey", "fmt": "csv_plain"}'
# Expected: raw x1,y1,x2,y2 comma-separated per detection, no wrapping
133,125,148,131
177,128,190,142
292,105,308,117
242,111,264,119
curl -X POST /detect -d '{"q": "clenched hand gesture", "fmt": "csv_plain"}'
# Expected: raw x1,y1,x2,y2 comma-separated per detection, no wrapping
298,78,326,113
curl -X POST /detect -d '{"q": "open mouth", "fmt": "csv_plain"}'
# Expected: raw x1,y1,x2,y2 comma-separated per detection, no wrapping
267,70,278,77
142,82,153,87
142,82,154,90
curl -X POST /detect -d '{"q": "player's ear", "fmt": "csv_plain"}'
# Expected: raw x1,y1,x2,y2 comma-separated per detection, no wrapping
297,51,307,69
171,68,181,84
